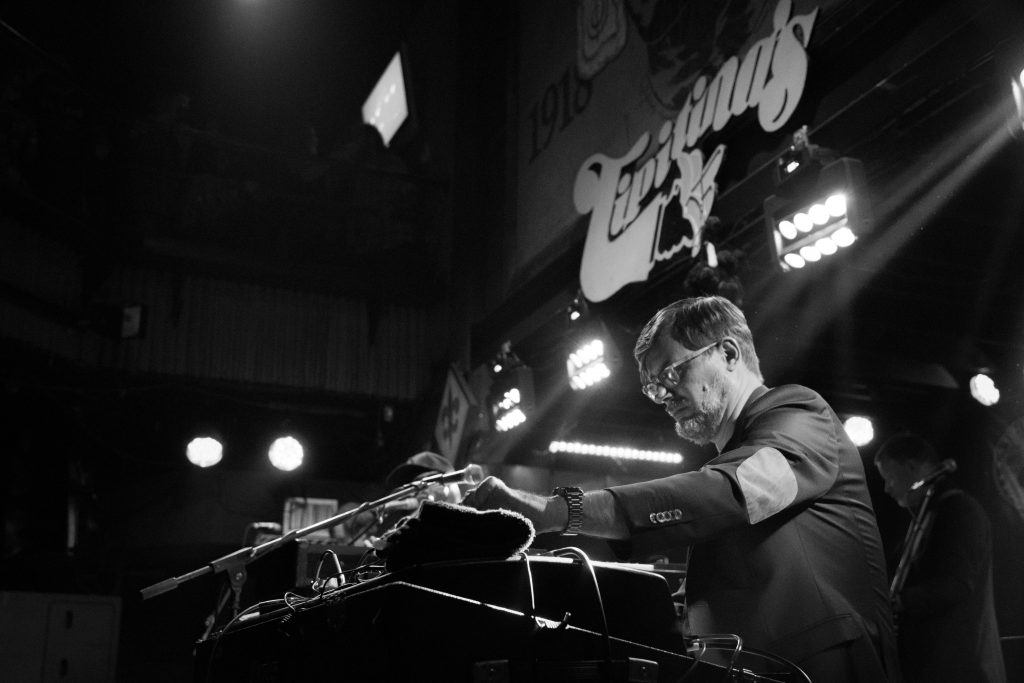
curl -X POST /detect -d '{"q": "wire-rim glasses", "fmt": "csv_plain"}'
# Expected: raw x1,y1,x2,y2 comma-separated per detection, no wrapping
642,340,720,403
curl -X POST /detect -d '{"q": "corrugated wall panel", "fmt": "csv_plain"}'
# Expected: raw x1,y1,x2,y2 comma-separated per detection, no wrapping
0,222,83,311
0,222,88,360
89,268,435,399
1,240,436,399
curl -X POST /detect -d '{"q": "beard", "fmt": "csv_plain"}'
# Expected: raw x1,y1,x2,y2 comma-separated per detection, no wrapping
674,372,728,445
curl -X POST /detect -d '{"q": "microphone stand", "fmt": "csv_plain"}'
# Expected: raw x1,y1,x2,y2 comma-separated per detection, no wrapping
139,471,465,610
889,484,939,600
889,460,957,600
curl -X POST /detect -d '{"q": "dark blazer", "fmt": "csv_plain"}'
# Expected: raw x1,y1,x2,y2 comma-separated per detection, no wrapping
608,384,898,676
898,483,1006,682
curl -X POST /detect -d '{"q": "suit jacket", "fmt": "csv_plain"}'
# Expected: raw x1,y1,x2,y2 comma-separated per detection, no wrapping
898,483,1006,683
608,384,897,673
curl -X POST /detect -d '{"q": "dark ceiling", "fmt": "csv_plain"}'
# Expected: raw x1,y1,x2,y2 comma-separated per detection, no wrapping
0,0,448,303
3,0,1024,476
0,0,465,485
4,5,1024,677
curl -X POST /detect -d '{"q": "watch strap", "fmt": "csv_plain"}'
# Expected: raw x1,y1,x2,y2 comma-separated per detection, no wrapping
552,486,584,536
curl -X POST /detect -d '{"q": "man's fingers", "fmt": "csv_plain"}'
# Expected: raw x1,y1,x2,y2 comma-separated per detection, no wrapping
462,476,500,509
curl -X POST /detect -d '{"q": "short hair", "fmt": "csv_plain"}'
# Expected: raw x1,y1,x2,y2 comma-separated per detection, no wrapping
634,295,762,381
875,433,940,466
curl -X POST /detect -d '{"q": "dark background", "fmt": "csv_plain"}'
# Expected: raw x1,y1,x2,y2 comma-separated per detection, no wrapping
3,0,1024,679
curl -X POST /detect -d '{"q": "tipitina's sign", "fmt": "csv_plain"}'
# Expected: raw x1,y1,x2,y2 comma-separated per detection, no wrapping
574,0,818,302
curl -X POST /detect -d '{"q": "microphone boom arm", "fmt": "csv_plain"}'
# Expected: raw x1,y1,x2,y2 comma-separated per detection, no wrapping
139,465,480,601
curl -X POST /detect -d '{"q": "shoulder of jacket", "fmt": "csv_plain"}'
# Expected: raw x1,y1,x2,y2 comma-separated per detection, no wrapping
746,384,822,414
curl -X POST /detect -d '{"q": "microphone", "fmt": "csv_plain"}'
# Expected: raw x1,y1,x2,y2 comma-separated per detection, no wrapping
910,459,957,491
382,466,486,511
414,464,486,487
382,498,420,512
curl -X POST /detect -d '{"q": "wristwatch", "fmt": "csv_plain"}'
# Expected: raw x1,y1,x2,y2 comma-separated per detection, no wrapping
552,486,584,536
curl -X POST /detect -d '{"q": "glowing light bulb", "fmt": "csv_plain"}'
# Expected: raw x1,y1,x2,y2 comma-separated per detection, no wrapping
970,374,1000,406
844,416,874,446
825,193,847,217
832,227,856,247
816,237,838,255
784,253,806,269
269,436,304,471
186,437,223,468
800,245,821,262
794,212,813,232
809,203,829,225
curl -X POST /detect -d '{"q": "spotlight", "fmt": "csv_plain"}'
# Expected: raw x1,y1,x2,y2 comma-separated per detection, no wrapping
764,157,872,272
843,416,874,447
549,440,682,464
493,388,527,432
773,125,838,189
1012,66,1024,136
565,311,620,390
567,289,589,323
488,343,533,432
566,336,613,390
969,373,1000,406
269,435,304,471
186,436,223,468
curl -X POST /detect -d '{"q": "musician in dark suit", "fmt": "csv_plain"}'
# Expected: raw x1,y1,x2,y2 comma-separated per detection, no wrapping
875,434,1006,683
464,295,899,682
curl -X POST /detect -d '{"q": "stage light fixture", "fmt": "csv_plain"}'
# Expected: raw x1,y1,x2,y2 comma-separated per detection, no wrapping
773,125,834,188
186,436,223,468
969,373,1000,406
490,341,514,375
1012,65,1024,136
774,126,815,185
567,289,589,322
843,416,874,447
488,343,534,433
268,435,304,471
567,337,613,390
565,310,620,390
549,440,682,464
764,157,872,272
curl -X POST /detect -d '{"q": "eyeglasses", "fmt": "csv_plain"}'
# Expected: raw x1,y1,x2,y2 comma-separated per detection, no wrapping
641,340,720,403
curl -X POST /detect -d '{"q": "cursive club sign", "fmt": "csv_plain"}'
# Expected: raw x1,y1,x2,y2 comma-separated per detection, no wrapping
574,0,819,302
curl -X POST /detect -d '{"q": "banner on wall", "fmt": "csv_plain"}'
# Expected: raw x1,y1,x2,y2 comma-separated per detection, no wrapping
434,366,478,463
516,0,823,302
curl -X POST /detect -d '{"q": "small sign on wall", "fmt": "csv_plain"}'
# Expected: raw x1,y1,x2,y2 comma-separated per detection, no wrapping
434,366,478,463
